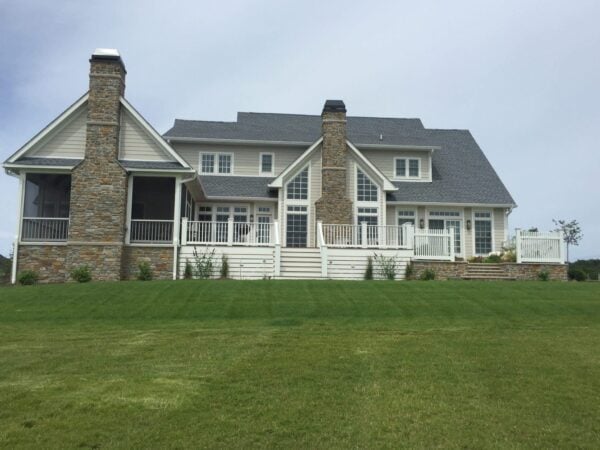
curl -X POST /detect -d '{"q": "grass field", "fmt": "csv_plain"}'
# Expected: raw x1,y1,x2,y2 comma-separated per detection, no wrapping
1,280,599,449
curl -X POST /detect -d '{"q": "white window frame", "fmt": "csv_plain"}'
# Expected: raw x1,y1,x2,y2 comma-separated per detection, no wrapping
394,157,421,180
472,209,494,256
259,152,275,176
426,208,464,256
354,166,380,226
196,203,250,222
396,207,417,226
198,152,234,175
283,165,311,247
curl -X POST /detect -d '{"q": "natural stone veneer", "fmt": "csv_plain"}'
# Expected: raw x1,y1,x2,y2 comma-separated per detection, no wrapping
410,261,568,281
67,53,128,280
122,246,174,280
315,101,353,225
18,245,69,283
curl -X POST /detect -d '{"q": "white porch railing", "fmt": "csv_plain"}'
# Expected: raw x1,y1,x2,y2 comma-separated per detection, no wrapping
21,217,69,242
130,220,174,244
516,229,565,263
413,228,455,261
322,223,414,249
182,219,276,246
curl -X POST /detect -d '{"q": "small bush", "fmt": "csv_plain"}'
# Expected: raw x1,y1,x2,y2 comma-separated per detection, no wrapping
220,255,229,279
184,261,193,279
537,269,550,281
374,253,397,280
568,268,586,282
18,270,38,286
70,265,92,283
501,251,517,263
468,256,483,263
405,262,414,280
137,262,153,281
484,254,502,263
420,268,436,281
193,247,215,279
364,256,374,280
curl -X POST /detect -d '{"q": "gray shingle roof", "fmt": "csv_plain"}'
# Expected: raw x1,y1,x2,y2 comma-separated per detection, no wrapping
198,175,277,199
385,129,514,205
13,157,82,167
119,160,190,171
164,113,426,146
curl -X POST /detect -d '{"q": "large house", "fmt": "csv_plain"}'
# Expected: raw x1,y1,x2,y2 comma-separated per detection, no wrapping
7,48,553,284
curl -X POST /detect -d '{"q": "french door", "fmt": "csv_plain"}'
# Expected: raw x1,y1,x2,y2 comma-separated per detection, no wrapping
286,206,308,247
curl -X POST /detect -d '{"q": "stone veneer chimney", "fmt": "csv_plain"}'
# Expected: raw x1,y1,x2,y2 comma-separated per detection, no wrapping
315,100,353,225
67,49,129,281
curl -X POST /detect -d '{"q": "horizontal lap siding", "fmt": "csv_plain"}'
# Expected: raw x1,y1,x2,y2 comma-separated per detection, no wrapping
120,110,174,161
179,246,274,279
31,106,87,158
173,143,304,176
327,248,412,280
493,208,505,252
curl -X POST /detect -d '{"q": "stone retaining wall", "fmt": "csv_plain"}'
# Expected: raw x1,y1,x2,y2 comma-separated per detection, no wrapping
122,246,174,280
17,245,69,283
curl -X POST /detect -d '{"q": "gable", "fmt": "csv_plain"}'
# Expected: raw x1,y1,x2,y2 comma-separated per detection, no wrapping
29,104,87,159
119,108,175,162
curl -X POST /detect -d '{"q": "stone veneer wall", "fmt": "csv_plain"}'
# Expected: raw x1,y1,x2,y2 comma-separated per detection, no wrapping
122,246,174,280
17,245,69,283
315,106,353,225
410,261,568,281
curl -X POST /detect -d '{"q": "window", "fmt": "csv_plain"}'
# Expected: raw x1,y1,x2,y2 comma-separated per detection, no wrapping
357,169,378,202
199,153,232,174
286,205,308,247
394,158,420,178
218,154,232,174
429,211,462,254
474,211,492,255
286,167,309,200
397,210,416,226
260,153,274,175
24,174,71,218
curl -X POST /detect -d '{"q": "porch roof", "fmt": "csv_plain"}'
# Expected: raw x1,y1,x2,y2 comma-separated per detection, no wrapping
12,157,82,167
119,160,191,171
198,175,278,200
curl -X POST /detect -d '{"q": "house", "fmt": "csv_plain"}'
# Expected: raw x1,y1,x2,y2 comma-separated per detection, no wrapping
5,49,564,283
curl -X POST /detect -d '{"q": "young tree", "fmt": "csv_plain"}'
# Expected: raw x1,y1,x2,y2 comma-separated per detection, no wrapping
553,219,583,263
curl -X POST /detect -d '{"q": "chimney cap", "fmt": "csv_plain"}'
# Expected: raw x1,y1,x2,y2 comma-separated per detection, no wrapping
90,48,126,73
323,99,346,113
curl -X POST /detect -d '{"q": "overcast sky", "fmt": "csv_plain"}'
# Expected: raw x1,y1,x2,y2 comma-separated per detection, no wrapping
1,0,598,259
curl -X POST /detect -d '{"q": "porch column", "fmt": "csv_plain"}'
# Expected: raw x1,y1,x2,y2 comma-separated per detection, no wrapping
125,175,133,245
172,176,182,280
11,172,26,284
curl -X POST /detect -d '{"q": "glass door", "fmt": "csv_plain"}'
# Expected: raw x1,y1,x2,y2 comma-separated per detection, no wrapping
286,206,308,247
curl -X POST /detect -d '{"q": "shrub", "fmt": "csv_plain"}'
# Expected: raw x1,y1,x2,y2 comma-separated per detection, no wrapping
468,256,483,263
184,261,193,280
405,262,414,280
568,268,586,282
137,261,153,281
420,268,436,281
484,254,502,263
364,256,374,280
501,251,517,263
537,269,550,281
374,253,397,280
193,247,215,279
70,265,92,283
220,255,229,279
17,270,38,286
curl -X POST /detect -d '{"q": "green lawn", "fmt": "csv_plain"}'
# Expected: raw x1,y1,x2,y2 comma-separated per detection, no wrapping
1,280,599,449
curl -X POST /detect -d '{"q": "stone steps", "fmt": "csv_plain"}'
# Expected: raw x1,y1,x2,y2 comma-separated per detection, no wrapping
462,263,515,281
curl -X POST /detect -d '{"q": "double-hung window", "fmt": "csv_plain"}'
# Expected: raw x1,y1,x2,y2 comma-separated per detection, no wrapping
199,153,233,174
394,157,420,179
260,153,274,175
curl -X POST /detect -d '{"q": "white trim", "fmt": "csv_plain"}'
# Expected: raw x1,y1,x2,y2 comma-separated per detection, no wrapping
198,151,234,175
393,157,421,180
259,152,275,176
425,207,465,257
166,137,313,147
119,97,191,169
268,137,322,188
346,140,396,191
6,93,89,164
356,143,440,151
173,176,182,279
125,175,134,244
471,209,494,256
203,196,278,202
354,164,381,226
387,201,517,208
3,164,76,172
282,164,311,247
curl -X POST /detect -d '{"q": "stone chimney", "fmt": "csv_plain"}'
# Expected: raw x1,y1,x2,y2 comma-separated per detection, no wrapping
315,100,353,225
67,49,129,281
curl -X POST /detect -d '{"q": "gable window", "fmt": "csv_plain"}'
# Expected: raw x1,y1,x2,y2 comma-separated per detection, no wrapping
199,153,233,174
286,167,309,200
394,158,420,178
357,169,378,202
260,153,274,175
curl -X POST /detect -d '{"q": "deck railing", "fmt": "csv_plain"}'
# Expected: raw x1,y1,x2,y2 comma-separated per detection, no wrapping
183,219,275,246
516,229,565,263
413,228,455,261
130,220,174,244
21,217,69,242
322,223,414,249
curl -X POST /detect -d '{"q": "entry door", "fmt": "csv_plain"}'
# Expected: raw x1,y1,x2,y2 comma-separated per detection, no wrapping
286,206,308,247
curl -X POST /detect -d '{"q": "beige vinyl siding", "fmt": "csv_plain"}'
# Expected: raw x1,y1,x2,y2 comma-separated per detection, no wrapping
30,106,87,158
463,207,474,257
361,149,430,181
172,143,304,176
119,110,174,161
493,208,505,252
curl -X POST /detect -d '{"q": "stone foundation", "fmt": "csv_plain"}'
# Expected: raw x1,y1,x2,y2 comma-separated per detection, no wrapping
122,246,174,280
17,245,69,283
66,244,124,282
409,261,567,281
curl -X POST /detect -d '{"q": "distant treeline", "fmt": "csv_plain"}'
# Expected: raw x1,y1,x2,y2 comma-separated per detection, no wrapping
570,259,600,281
0,255,11,284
